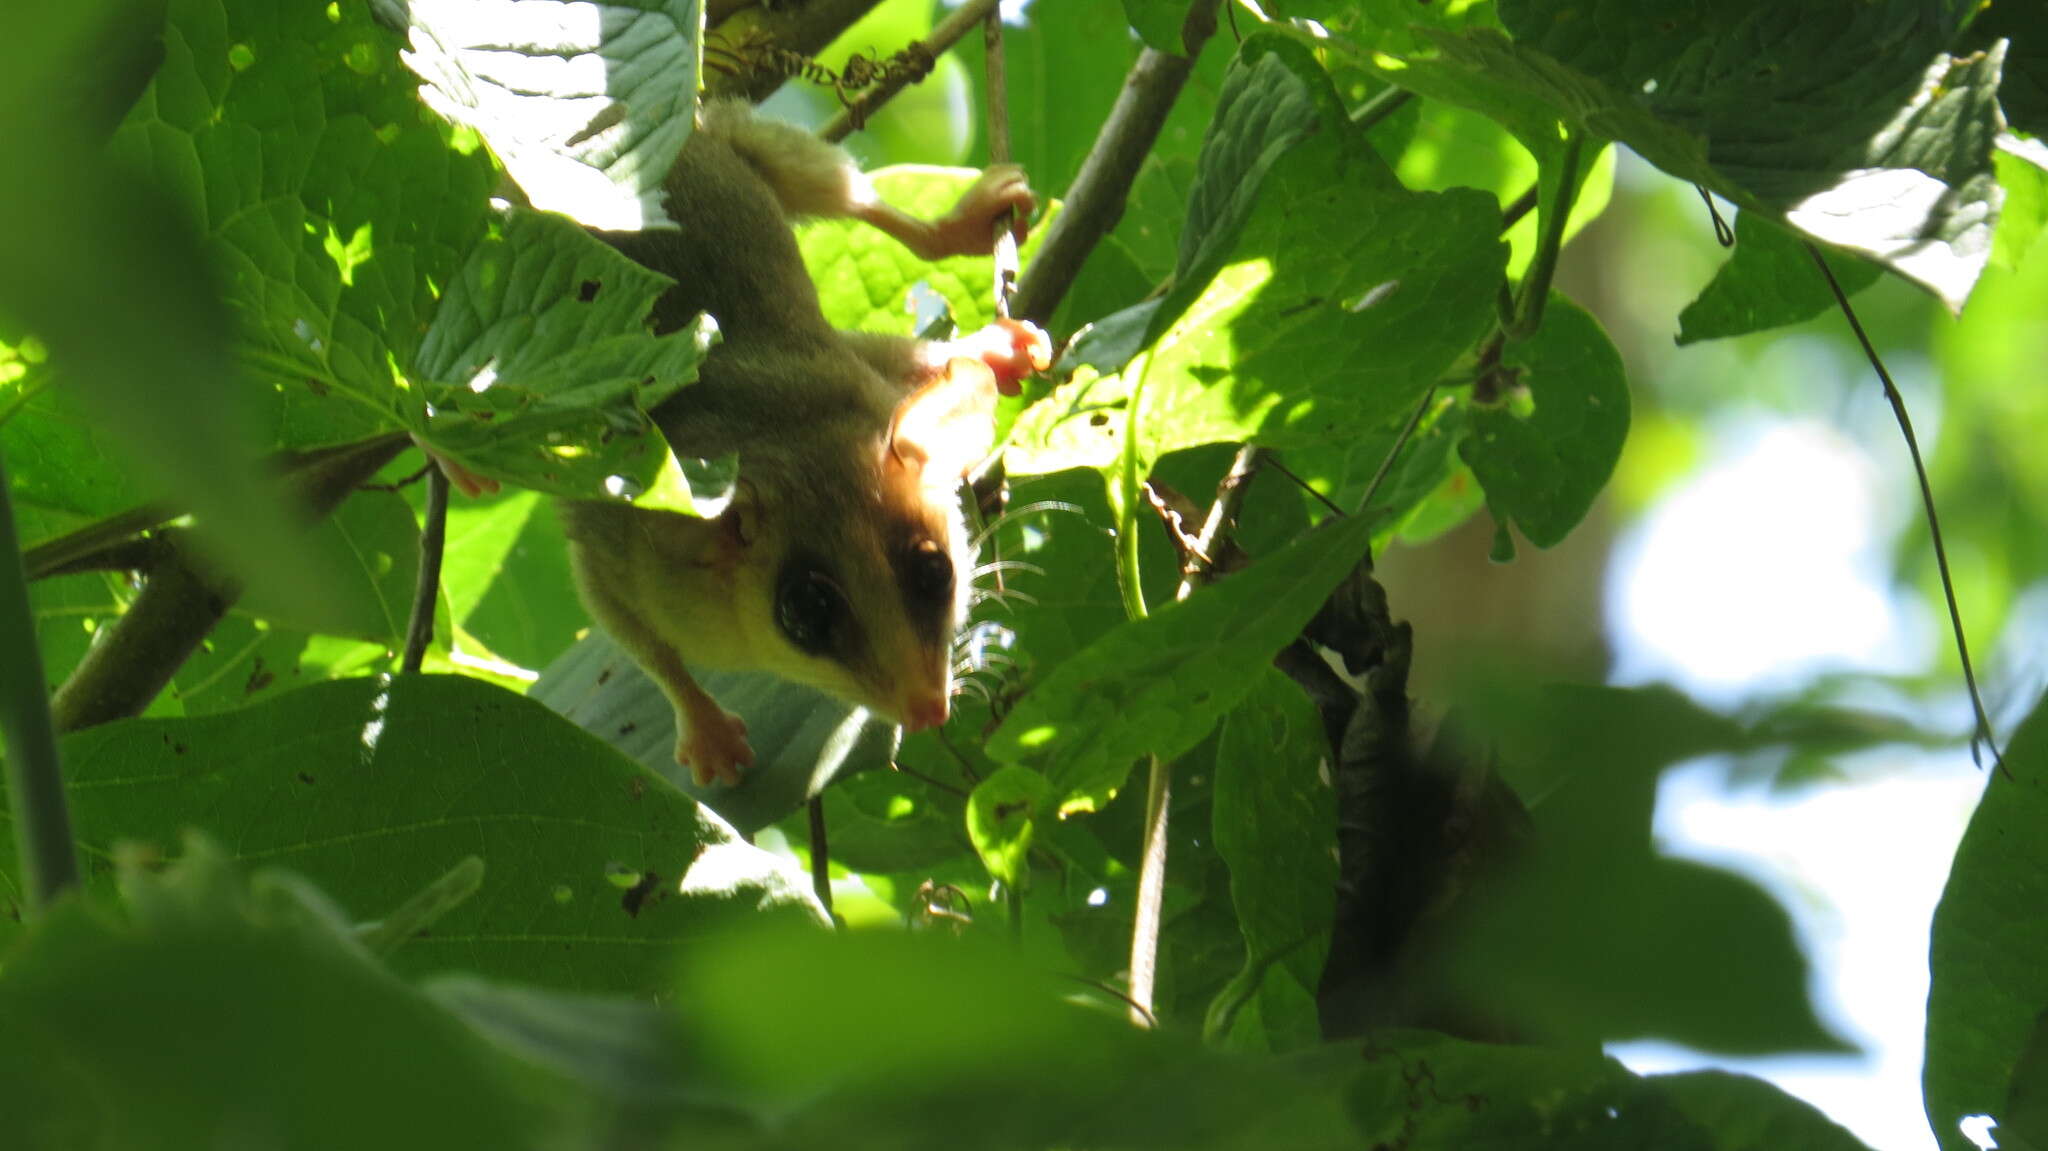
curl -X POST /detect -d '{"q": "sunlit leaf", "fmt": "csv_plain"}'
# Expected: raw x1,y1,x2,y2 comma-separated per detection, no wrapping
987,513,1373,812
400,0,703,231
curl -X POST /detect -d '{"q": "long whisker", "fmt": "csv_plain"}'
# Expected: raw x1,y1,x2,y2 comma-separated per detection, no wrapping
951,676,992,704
973,559,1045,580
971,499,1087,549
971,585,1038,610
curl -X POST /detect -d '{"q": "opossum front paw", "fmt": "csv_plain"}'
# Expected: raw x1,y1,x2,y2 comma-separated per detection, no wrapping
955,318,1052,396
676,707,753,788
931,164,1036,258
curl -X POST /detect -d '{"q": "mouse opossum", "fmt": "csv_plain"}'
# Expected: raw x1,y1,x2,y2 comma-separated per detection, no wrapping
562,100,1048,786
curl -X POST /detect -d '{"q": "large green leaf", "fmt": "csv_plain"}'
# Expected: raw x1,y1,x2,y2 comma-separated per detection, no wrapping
1459,294,1629,548
530,630,895,836
0,675,821,990
0,840,563,1150
1209,669,1334,1052
400,0,703,231
1340,2,2003,310
98,0,495,452
439,488,583,672
798,167,1056,338
1926,695,2048,1151
412,207,709,499
986,512,1373,812
1009,37,1504,476
1678,213,1883,345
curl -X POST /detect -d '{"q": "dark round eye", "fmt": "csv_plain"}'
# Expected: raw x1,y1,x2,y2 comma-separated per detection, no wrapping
905,542,953,604
776,568,846,655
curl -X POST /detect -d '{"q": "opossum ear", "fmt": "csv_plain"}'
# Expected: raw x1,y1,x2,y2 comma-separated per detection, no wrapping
885,356,999,481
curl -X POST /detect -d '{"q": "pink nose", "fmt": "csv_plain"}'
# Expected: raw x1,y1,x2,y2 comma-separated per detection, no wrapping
903,695,950,733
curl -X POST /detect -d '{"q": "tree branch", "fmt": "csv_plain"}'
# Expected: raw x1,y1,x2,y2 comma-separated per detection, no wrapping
1011,7,1219,324
48,433,409,732
819,0,1001,144
0,450,81,913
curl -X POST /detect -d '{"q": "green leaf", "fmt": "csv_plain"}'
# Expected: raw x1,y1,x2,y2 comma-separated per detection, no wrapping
1926,694,2048,1151
1679,213,1883,345
240,489,420,643
966,765,1051,888
413,207,709,501
798,167,1057,338
1121,0,1189,54
530,629,895,836
1011,38,1502,478
987,512,1373,812
667,919,1366,1148
0,839,560,1150
1347,7,2004,310
1209,669,1334,1052
1458,294,1629,548
2007,1010,2048,1151
1647,1071,1875,1150
0,0,348,618
0,674,822,990
1993,138,2048,273
439,488,583,672
1339,1030,1675,1146
1437,683,1846,1053
1962,0,2048,138
401,0,704,230
104,0,496,451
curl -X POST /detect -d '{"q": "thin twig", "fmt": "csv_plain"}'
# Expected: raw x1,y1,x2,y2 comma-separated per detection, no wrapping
1262,454,1346,518
1349,86,1413,134
984,8,1018,318
48,434,408,732
1176,444,1262,600
820,0,1000,143
1806,243,2005,772
0,450,81,913
1057,972,1159,1029
400,465,449,675
22,502,175,581
1126,751,1170,1026
1352,383,1441,520
887,757,972,800
807,795,836,917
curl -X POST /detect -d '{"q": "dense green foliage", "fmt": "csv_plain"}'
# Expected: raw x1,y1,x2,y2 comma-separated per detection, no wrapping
3,0,2046,1148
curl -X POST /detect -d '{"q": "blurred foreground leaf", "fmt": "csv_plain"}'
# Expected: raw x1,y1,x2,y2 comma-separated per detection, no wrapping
1434,683,1847,1054
0,838,560,1150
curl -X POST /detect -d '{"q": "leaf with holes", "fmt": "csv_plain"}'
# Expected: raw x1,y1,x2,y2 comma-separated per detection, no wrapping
966,765,1051,888
1459,295,1629,548
1007,37,1503,478
0,675,822,988
413,207,711,500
